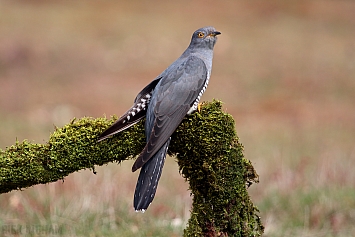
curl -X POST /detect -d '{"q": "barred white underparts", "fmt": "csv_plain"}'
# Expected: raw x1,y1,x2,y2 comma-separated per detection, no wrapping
122,93,152,124
187,71,210,115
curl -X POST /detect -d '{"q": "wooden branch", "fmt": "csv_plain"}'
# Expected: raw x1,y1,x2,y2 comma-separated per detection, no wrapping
0,100,264,236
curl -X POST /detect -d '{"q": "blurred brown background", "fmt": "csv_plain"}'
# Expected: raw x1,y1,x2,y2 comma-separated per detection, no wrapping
1,1,355,236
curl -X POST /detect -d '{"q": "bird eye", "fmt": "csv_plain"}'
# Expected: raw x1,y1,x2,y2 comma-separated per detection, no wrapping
197,32,205,38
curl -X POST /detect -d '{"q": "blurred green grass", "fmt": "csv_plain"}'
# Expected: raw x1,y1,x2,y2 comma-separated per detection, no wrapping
1,0,355,236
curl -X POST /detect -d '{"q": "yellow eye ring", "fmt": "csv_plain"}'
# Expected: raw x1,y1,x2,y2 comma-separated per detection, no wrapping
197,32,205,38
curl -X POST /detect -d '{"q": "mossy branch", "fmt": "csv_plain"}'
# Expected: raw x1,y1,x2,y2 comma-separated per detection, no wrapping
0,100,264,236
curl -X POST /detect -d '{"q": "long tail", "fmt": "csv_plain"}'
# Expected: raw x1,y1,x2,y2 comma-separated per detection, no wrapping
133,138,171,212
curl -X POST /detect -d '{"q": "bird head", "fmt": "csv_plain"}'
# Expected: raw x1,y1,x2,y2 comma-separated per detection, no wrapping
189,26,221,50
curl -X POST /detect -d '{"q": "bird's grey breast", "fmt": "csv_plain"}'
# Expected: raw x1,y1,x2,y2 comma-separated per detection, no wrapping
186,50,214,114
193,49,214,76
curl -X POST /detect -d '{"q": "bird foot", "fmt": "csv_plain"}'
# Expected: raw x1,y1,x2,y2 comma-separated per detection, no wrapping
197,102,203,112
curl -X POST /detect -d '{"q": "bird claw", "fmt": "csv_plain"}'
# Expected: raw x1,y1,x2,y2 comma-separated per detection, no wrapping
197,102,202,112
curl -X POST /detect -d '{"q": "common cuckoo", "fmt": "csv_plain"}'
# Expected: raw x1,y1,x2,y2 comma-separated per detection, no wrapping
98,26,221,212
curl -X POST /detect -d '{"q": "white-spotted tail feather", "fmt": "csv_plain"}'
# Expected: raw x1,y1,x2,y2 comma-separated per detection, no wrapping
97,93,152,142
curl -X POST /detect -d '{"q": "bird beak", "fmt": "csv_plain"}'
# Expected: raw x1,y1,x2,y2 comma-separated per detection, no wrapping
209,31,221,37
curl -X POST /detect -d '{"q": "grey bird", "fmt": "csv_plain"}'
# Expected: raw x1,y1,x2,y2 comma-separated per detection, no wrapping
97,26,220,212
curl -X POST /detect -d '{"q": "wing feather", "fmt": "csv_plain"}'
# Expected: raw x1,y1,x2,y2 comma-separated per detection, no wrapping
97,77,162,142
132,56,208,171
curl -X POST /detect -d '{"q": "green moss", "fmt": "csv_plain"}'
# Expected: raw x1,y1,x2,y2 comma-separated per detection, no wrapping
170,101,263,236
0,116,146,193
0,100,264,236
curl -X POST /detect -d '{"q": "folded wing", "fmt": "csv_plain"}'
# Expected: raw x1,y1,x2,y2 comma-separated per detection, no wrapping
132,56,208,171
97,78,161,142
